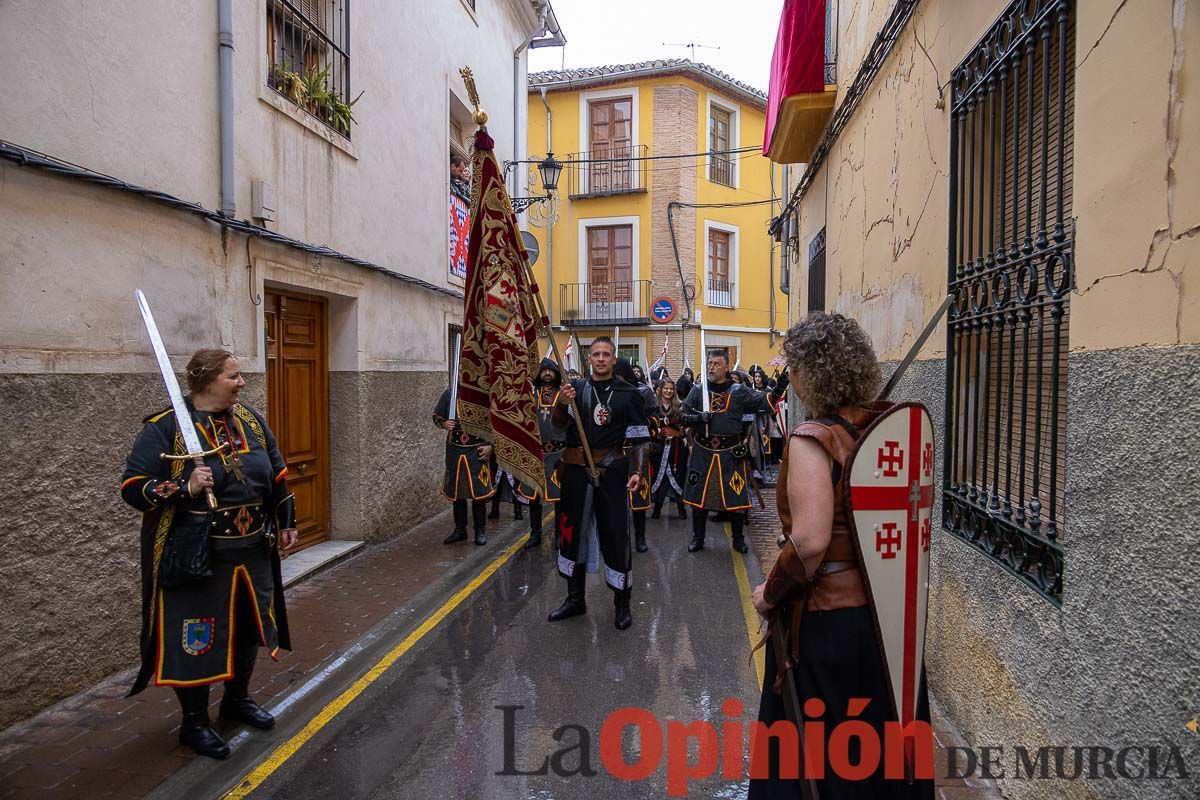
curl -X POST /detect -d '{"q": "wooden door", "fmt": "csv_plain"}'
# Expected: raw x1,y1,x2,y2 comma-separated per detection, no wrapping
265,290,330,551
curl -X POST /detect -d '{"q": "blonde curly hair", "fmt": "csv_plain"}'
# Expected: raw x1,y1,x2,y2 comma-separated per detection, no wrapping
782,313,881,417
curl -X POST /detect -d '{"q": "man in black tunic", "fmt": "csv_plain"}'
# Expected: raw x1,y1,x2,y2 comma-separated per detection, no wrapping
548,337,650,630
515,358,567,549
433,388,494,546
681,350,764,554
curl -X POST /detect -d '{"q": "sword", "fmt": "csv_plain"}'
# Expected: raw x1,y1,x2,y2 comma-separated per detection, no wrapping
878,293,954,400
448,331,462,421
135,290,218,511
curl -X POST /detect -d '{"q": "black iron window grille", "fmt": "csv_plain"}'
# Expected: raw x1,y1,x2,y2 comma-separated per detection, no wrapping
807,227,826,315
945,0,1074,605
267,0,354,138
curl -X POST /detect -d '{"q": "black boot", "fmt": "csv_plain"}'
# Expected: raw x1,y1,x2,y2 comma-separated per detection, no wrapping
524,501,543,550
730,516,749,554
488,494,501,519
220,645,275,730
444,500,469,543
176,687,230,759
677,502,688,520
548,572,587,621
613,589,633,630
688,510,706,553
633,511,648,553
651,502,662,520
514,503,524,521
473,501,488,545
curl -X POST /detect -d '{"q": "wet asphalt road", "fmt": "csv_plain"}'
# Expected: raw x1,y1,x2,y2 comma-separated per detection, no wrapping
251,513,763,799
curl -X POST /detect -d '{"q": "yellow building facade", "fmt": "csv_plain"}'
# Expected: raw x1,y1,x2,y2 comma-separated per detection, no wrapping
525,60,787,378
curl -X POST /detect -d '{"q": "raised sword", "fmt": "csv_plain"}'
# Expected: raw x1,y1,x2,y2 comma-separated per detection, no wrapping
135,289,219,510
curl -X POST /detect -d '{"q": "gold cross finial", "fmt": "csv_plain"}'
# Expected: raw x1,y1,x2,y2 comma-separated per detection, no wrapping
458,66,489,127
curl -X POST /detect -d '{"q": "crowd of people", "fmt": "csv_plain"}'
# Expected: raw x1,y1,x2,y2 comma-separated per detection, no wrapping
120,314,932,797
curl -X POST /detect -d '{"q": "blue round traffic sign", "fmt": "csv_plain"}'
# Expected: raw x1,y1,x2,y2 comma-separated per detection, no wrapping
650,296,676,324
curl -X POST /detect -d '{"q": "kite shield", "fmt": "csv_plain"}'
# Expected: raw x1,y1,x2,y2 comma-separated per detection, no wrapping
844,402,935,730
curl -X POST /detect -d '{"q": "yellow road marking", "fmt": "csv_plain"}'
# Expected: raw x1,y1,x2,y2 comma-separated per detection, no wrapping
223,527,537,798
725,522,766,688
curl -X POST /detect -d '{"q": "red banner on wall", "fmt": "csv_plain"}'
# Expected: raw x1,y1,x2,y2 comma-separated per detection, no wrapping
764,0,827,155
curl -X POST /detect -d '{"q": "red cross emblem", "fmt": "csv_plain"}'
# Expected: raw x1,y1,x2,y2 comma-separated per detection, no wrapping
848,404,936,737
875,522,902,558
877,440,904,477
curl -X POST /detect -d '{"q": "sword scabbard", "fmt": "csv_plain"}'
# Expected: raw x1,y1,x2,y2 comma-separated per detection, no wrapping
159,442,230,461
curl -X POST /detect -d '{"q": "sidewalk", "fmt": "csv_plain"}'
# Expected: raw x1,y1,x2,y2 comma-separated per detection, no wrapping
746,479,1003,800
0,505,532,800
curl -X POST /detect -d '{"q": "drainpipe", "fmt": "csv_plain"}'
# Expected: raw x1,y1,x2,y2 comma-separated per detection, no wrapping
540,86,554,326
217,0,235,217
769,162,777,346
512,5,549,200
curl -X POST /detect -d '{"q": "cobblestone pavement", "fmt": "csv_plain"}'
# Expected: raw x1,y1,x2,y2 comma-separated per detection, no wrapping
0,506,529,800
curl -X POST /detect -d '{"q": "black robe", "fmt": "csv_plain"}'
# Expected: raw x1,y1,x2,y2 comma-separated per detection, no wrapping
121,402,292,695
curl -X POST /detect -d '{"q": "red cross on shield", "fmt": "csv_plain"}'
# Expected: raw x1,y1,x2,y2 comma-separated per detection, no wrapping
845,403,936,732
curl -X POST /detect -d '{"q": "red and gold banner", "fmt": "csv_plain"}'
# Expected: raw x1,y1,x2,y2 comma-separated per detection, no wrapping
455,129,547,496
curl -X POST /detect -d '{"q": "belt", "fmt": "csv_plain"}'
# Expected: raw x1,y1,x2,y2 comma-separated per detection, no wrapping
817,560,857,575
543,441,565,454
693,434,742,450
189,503,266,537
562,446,616,466
660,427,683,438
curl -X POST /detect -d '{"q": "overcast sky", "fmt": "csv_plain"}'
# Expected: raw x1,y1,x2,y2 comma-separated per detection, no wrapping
529,0,785,94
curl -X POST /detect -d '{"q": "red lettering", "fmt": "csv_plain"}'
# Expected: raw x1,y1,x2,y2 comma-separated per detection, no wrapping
599,707,662,782
884,720,935,779
720,697,744,779
666,720,718,797
749,721,800,780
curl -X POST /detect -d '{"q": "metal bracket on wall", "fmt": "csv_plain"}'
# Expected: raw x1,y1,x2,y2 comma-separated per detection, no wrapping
246,236,261,306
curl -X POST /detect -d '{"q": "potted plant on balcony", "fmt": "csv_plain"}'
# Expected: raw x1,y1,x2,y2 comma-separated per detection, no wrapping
271,62,305,105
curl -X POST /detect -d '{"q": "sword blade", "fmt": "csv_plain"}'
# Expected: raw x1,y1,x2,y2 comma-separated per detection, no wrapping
699,328,710,413
878,293,954,401
135,290,204,455
448,332,462,421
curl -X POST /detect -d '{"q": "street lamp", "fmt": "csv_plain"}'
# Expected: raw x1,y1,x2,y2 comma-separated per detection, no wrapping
510,152,562,213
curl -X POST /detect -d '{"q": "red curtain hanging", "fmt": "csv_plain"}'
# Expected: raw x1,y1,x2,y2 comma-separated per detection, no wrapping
764,0,827,155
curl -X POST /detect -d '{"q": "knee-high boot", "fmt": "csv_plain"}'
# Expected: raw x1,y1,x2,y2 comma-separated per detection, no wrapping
444,499,468,544
472,499,488,545
729,514,749,554
524,500,543,549
688,510,707,552
176,685,230,759
633,510,648,553
220,643,275,729
613,588,632,630
548,570,587,621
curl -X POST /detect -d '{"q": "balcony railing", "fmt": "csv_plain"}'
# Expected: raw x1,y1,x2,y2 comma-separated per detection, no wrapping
566,145,649,198
706,278,735,308
559,281,651,326
709,153,734,186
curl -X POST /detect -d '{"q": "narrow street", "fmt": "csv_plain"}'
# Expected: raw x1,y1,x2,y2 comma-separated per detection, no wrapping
179,513,764,799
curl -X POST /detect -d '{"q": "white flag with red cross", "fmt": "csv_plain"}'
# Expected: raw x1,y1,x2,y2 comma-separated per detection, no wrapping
845,402,936,730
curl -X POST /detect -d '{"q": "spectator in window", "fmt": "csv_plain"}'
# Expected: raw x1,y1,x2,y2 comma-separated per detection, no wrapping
450,154,471,203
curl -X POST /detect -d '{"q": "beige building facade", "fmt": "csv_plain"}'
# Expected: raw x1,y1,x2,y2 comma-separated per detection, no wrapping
775,0,1198,797
0,0,562,726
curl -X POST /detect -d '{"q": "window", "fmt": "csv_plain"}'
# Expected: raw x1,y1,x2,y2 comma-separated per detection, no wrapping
586,97,635,193
943,0,1074,605
267,0,353,138
587,225,634,305
705,223,738,308
709,105,734,186
807,228,826,314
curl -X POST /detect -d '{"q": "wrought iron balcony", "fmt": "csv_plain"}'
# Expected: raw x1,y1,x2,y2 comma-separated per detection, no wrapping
558,281,651,326
566,145,649,199
705,278,735,308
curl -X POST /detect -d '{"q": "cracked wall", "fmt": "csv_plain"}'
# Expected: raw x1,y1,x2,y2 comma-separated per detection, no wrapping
794,0,1199,357
785,1,1200,798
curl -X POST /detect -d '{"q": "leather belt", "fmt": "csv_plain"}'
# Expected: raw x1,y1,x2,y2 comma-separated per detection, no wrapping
693,434,742,450
562,446,615,466
660,427,682,438
817,560,857,575
188,503,266,537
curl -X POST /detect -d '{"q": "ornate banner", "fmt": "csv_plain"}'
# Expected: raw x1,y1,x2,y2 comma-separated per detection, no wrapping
455,128,546,496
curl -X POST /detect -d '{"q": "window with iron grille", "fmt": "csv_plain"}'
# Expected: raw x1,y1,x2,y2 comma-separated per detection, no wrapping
267,0,354,138
944,0,1074,605
807,228,826,315
709,105,734,186
706,229,734,308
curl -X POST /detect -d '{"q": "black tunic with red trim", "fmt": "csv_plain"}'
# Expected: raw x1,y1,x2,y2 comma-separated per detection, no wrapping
680,380,765,511
120,401,293,695
434,388,496,501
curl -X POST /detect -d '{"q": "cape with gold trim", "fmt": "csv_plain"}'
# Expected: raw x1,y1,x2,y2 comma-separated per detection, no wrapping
455,128,546,496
